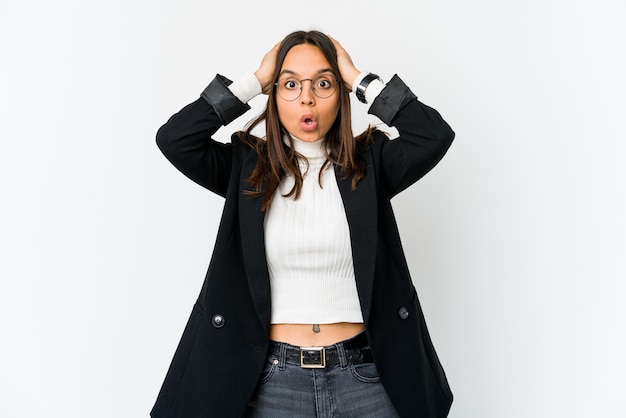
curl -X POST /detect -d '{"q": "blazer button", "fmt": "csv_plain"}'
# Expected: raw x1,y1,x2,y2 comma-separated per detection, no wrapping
212,314,225,328
398,307,410,320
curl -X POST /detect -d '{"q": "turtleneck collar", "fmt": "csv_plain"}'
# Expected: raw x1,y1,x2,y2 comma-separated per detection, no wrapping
286,134,327,164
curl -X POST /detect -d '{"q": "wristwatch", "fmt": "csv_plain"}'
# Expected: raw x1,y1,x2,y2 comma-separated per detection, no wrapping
355,73,381,104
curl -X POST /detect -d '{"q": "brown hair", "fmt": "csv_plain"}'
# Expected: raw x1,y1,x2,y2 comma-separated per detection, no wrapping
239,30,374,211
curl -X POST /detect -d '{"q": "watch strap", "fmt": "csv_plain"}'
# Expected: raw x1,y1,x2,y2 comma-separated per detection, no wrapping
355,73,381,104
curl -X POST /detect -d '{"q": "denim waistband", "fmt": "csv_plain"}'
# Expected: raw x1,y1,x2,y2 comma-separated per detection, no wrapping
268,331,373,368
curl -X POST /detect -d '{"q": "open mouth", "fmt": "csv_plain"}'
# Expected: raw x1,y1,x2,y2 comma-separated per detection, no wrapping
300,115,318,131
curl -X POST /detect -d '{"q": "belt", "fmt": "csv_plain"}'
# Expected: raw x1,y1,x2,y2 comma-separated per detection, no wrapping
269,331,374,369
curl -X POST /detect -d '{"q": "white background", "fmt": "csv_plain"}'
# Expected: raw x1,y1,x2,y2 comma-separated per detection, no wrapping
1,0,625,417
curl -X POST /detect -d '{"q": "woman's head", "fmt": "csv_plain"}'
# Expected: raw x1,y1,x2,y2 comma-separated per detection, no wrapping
242,31,371,211
267,30,351,143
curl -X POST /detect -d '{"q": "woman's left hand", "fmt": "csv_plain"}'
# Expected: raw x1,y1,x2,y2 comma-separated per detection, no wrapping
329,36,360,91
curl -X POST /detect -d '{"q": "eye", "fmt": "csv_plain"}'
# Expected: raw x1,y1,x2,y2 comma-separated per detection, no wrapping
282,79,299,90
316,77,333,89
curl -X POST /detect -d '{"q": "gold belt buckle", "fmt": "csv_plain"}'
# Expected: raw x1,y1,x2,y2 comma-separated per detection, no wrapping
300,347,326,369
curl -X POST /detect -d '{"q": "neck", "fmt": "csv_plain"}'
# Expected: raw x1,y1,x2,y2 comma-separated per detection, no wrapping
287,134,326,161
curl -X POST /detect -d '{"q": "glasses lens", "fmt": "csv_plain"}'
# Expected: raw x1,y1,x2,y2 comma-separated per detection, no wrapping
312,75,336,99
277,78,301,101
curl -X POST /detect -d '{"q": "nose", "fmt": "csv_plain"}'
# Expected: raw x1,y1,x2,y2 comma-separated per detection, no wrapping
300,80,315,105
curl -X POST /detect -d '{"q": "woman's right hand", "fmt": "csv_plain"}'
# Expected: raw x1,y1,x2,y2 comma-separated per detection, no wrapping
254,42,280,95
329,36,360,91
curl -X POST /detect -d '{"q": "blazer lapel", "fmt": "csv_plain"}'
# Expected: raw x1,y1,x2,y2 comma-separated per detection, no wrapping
238,151,271,332
335,164,378,322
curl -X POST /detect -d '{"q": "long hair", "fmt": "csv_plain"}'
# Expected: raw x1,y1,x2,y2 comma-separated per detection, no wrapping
239,30,374,211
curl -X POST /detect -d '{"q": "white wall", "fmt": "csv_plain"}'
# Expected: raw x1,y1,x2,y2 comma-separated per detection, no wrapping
1,1,624,417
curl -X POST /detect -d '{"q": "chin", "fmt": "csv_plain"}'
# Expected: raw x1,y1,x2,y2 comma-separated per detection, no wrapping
292,131,318,142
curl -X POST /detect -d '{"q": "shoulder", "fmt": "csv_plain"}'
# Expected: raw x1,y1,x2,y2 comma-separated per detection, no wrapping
361,128,390,153
231,131,261,160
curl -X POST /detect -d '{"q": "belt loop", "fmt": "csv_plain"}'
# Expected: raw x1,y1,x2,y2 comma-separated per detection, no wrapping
335,342,348,369
278,343,287,370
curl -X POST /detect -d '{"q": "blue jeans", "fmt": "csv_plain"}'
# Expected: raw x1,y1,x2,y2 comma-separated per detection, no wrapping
245,334,400,417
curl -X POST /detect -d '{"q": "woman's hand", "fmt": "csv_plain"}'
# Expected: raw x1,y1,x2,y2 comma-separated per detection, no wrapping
254,42,280,95
329,36,360,91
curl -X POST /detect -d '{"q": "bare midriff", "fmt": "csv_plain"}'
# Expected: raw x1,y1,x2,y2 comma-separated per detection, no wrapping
269,322,365,347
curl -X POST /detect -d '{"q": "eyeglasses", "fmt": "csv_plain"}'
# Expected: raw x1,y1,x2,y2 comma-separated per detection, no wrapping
274,74,337,101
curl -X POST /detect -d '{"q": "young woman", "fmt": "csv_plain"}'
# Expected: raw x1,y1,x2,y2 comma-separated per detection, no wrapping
152,31,454,418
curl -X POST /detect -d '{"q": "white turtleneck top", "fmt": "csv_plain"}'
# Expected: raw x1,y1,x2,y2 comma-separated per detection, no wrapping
263,136,364,324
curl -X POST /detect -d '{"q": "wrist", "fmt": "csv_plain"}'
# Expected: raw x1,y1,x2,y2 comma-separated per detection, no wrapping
254,69,273,94
343,69,360,91
228,71,262,103
354,73,384,104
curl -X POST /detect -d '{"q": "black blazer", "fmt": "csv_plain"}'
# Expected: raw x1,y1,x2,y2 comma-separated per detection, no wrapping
151,74,455,418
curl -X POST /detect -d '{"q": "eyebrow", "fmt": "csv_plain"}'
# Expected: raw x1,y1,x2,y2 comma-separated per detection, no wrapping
278,68,334,78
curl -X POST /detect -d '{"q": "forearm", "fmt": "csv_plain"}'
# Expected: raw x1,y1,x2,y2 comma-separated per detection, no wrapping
156,75,249,196
370,75,455,196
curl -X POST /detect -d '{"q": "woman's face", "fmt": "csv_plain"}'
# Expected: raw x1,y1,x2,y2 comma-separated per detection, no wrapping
275,44,340,142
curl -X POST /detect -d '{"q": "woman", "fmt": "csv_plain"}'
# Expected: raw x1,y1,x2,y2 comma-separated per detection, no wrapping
152,31,454,418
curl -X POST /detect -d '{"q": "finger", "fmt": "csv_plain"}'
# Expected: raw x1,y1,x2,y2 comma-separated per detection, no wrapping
328,35,344,54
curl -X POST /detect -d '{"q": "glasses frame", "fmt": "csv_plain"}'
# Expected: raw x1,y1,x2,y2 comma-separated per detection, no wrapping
274,75,338,102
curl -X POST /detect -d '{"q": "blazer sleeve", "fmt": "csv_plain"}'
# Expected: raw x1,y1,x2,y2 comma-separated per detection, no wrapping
156,75,250,197
369,75,455,198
